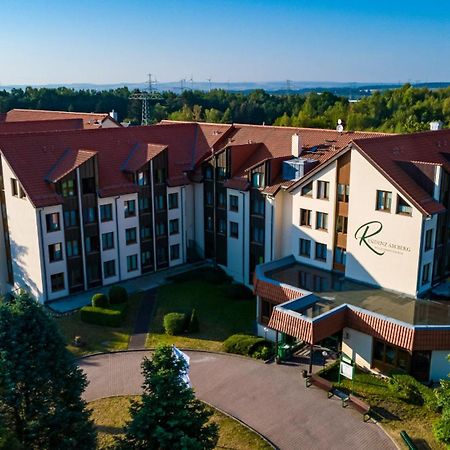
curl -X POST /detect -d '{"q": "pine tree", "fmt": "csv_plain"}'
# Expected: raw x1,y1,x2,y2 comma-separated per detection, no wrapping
0,292,96,450
117,345,218,450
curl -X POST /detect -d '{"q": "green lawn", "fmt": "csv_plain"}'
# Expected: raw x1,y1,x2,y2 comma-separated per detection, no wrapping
88,396,272,450
146,280,256,352
320,363,444,449
55,292,143,357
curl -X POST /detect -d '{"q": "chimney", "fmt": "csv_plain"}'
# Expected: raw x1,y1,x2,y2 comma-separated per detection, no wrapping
430,120,443,131
291,133,302,158
110,109,118,121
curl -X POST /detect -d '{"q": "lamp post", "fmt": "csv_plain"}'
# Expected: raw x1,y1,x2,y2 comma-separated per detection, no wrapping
322,350,328,369
263,327,268,340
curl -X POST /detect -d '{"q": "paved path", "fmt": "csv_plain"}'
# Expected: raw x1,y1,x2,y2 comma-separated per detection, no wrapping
128,289,156,350
79,351,396,450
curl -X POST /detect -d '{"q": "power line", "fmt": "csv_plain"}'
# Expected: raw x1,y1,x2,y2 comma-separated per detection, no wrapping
129,73,162,125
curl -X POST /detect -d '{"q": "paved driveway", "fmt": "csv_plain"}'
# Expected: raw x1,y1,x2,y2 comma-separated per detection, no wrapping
79,351,396,450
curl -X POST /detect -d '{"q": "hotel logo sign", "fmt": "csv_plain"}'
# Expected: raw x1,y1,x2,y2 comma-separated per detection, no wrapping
354,221,412,256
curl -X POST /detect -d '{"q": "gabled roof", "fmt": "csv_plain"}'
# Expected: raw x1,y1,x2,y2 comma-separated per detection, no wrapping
122,143,167,173
0,118,84,133
46,149,97,183
5,109,120,129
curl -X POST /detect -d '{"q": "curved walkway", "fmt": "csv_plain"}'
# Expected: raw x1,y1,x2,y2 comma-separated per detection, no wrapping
79,351,396,450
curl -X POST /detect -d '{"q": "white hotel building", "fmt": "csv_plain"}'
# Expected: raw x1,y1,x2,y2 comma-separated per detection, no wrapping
1,112,450,381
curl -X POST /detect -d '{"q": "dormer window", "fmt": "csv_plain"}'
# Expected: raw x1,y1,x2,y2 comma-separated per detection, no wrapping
137,170,149,186
155,168,166,184
61,179,76,197
252,172,265,188
204,166,213,180
396,195,412,216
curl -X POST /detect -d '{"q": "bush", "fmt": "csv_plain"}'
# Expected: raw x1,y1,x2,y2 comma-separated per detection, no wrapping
163,312,187,335
223,334,272,359
80,303,127,327
91,293,109,308
188,309,199,333
434,410,450,445
109,285,128,304
223,283,253,300
251,345,273,360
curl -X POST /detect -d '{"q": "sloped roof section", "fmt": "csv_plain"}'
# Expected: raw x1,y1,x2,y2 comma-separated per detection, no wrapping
46,148,97,183
122,143,167,173
0,118,84,134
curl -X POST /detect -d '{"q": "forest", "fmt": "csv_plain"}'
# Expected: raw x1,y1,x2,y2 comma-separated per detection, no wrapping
1,84,450,133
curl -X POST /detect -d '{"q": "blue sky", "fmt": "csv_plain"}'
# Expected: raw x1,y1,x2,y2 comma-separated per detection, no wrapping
1,0,449,85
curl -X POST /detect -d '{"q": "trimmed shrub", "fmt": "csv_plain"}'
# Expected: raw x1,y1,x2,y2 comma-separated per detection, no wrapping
109,285,128,305
188,309,199,333
80,303,127,327
91,293,109,308
223,334,272,359
163,312,187,335
223,283,254,300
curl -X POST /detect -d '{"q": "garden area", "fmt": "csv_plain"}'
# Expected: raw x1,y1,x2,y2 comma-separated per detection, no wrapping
88,396,272,450
146,267,258,352
56,286,142,357
319,362,445,449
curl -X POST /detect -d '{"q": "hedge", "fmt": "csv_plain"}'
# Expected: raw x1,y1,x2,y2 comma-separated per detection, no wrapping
109,285,128,305
80,303,127,327
91,293,109,308
223,334,273,359
164,312,187,335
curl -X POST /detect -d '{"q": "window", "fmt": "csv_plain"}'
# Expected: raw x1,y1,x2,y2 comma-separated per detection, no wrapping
336,216,348,234
64,210,78,228
373,339,412,372
19,185,26,199
229,221,239,238
334,247,347,266
299,238,311,258
300,209,311,227
376,190,392,212
168,193,179,209
139,197,150,212
48,243,63,262
46,213,60,232
206,216,213,232
124,200,136,217
396,195,412,216
125,227,137,245
218,192,226,209
422,263,431,285
82,177,95,195
315,243,327,261
301,182,313,197
84,207,96,224
127,254,138,272
218,218,226,234
140,225,151,240
87,262,100,283
137,170,149,186
155,194,165,211
155,168,166,184
317,181,329,199
50,273,65,292
66,240,79,257
69,267,83,287
337,184,349,203
251,225,264,244
170,244,180,261
102,232,114,250
169,219,179,235
229,195,239,212
217,166,227,179
425,229,433,251
206,191,213,206
103,260,116,278
85,235,99,253
100,204,113,222
11,178,18,196
251,198,264,215
141,250,152,266
204,166,213,180
316,212,328,231
156,246,167,262
251,172,265,188
156,222,166,236
61,179,75,197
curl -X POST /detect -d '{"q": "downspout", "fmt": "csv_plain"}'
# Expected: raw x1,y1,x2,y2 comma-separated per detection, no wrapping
150,159,157,271
181,186,186,263
76,168,88,290
114,196,122,280
37,209,49,302
240,191,246,284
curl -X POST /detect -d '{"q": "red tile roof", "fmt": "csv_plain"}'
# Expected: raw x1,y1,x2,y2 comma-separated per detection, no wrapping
46,149,97,183
0,118,84,133
5,109,119,129
122,143,167,173
353,129,450,215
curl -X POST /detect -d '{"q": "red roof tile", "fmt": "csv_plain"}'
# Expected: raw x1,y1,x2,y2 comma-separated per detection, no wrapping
122,143,167,173
0,118,84,133
46,149,97,183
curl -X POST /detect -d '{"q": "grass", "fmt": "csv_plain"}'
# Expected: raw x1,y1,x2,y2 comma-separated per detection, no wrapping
88,395,272,450
320,363,444,449
146,280,256,352
55,292,143,357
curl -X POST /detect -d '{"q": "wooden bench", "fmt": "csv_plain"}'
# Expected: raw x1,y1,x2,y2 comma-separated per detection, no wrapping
305,374,349,407
349,394,371,421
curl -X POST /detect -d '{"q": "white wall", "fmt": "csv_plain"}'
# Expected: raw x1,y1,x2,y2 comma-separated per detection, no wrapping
346,149,423,296
167,186,183,267
430,350,450,382
341,327,373,370
285,162,338,270
98,197,120,285
2,156,45,302
418,214,437,294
